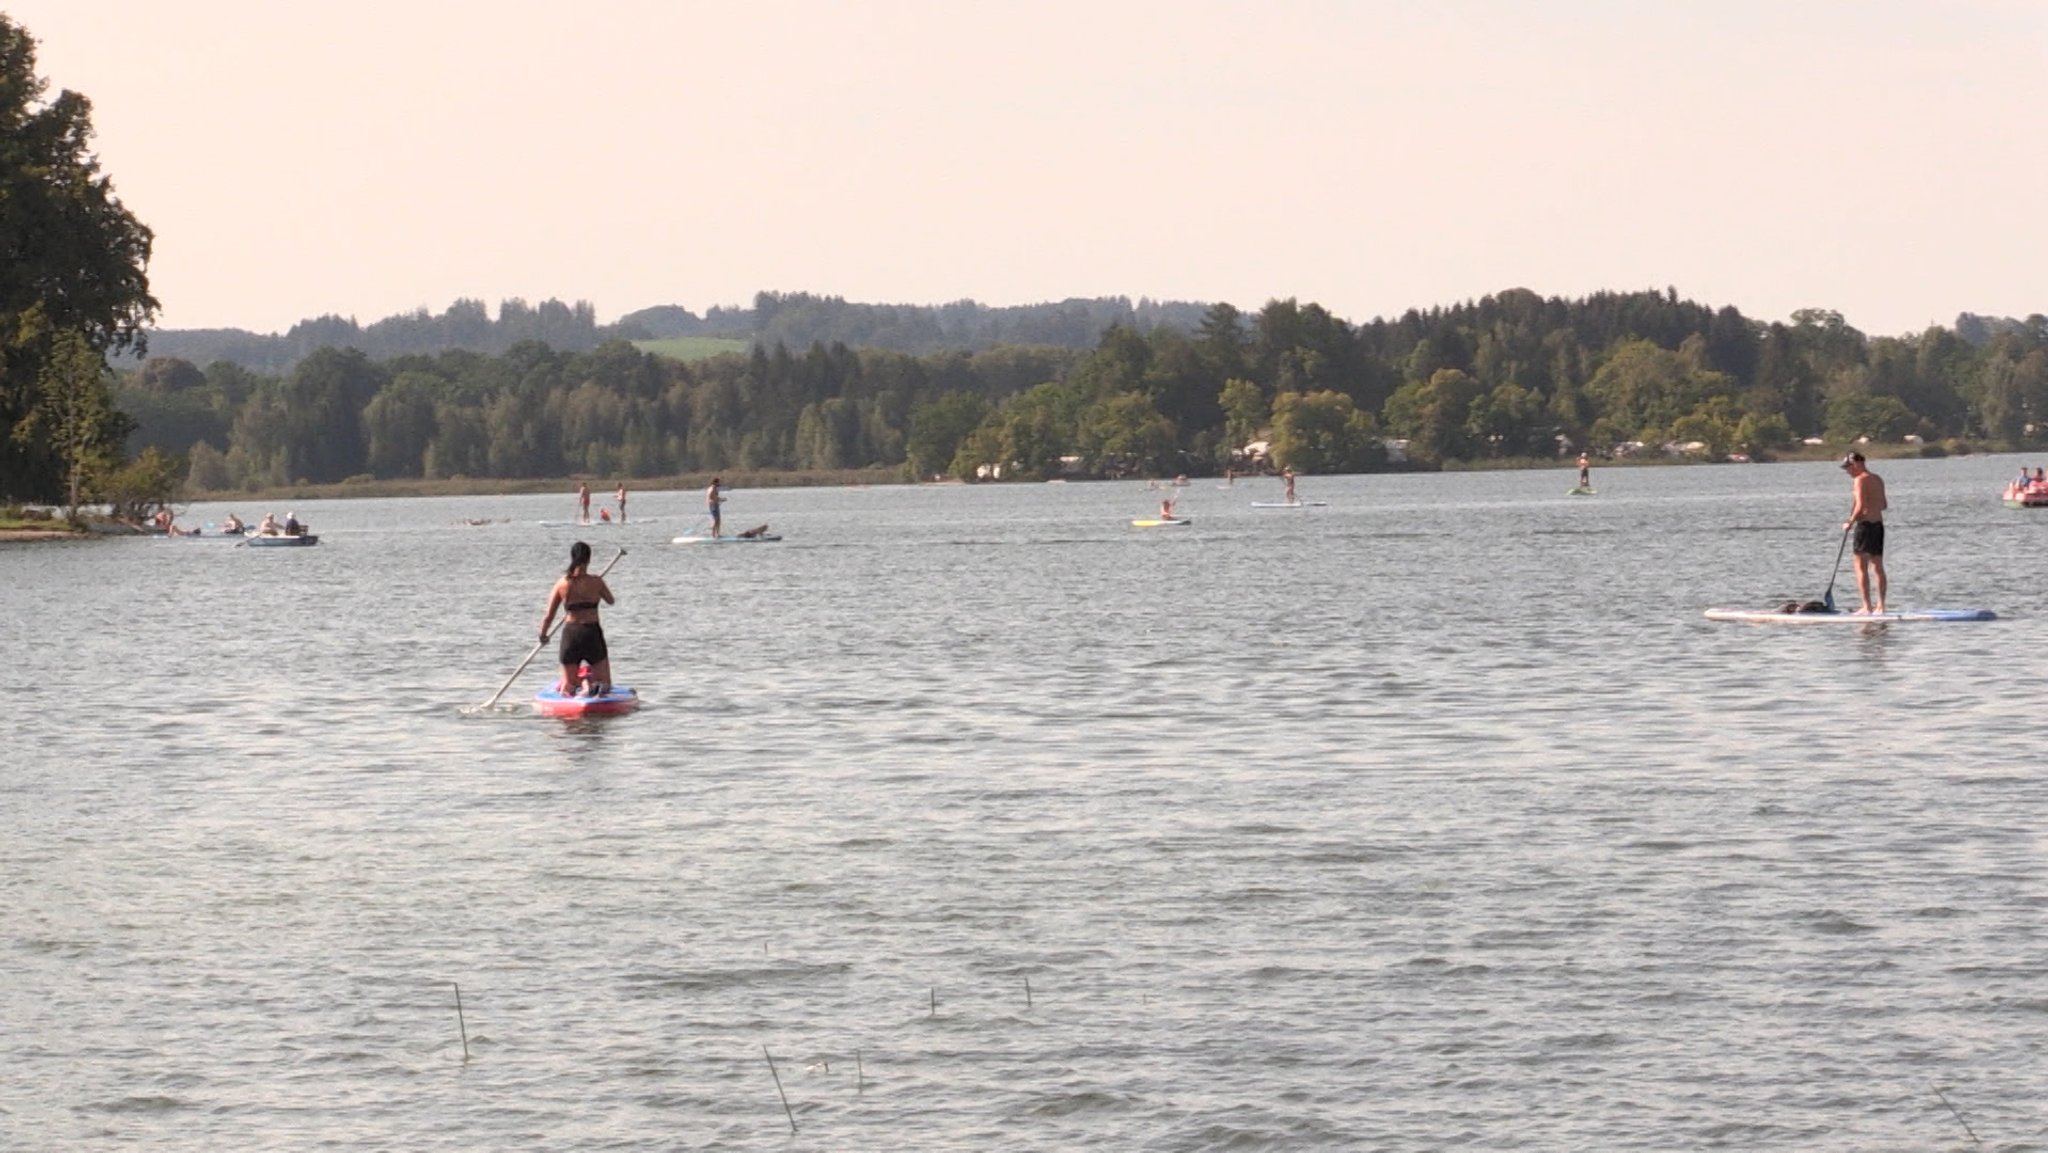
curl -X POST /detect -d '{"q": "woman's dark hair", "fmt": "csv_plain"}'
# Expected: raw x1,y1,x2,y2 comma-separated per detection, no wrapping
567,540,592,576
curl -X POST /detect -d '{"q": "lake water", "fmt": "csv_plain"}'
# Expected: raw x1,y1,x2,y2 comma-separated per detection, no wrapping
5,455,2047,1151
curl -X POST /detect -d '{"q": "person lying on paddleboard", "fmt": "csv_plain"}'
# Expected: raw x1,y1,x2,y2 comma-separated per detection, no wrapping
540,540,616,696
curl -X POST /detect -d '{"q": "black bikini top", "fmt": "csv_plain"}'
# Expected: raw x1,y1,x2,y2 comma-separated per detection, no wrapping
565,601,599,612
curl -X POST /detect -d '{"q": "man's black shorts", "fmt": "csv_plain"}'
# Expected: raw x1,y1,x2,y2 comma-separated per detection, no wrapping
1852,520,1885,557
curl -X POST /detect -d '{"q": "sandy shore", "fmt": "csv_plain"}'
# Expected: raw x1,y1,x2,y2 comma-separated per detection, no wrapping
0,528,87,543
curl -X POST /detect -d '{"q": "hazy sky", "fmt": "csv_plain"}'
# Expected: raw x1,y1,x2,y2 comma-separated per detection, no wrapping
9,0,2045,336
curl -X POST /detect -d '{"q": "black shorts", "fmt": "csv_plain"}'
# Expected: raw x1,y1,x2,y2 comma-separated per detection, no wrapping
559,621,608,666
1852,520,1885,557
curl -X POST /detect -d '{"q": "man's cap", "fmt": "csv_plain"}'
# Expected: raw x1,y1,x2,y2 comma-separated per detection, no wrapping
1839,452,1865,469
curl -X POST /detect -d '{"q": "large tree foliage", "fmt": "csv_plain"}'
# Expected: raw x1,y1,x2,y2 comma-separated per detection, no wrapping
1,15,157,501
29,329,131,512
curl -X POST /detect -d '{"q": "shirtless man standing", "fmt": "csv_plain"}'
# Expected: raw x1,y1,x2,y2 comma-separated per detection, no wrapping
1840,452,1888,613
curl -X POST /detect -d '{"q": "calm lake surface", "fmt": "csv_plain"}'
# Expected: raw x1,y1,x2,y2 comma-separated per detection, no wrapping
5,456,2047,1151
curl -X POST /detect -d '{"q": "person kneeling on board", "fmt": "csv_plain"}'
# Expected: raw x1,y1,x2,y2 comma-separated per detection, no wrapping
540,541,616,696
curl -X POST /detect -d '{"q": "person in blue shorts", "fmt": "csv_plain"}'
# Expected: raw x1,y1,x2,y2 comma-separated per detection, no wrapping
706,476,724,539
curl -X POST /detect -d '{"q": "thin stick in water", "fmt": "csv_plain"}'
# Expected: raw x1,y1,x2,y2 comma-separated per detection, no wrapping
764,1046,797,1134
1932,1085,1981,1146
856,1049,864,1093
452,982,470,1062
930,986,936,1016
1025,976,1033,1009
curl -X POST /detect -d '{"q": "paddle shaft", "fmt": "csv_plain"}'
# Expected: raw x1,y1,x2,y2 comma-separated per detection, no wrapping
477,546,625,709
1821,523,1852,609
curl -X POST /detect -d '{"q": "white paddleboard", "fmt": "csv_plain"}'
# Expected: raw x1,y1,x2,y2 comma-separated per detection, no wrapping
671,534,781,544
1704,607,1996,624
1251,501,1326,508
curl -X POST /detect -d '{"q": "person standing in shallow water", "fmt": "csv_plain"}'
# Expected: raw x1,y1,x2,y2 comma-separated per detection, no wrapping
577,481,590,524
540,541,616,695
615,483,627,523
1840,452,1888,613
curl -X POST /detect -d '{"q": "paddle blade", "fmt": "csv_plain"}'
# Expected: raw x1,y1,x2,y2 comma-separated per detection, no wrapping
1822,589,1835,611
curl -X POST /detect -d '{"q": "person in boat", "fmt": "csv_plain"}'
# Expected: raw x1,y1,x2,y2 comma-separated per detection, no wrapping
222,513,244,534
540,540,616,697
1577,452,1592,489
2033,467,2046,490
738,524,771,539
706,476,725,539
284,512,302,536
258,512,281,535
577,481,591,524
1282,468,1297,504
615,484,627,522
1841,452,1888,614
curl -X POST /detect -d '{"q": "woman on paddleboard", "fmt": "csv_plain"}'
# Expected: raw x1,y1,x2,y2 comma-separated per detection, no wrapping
540,541,616,696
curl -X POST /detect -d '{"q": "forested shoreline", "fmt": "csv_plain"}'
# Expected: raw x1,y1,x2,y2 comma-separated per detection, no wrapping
109,289,2048,499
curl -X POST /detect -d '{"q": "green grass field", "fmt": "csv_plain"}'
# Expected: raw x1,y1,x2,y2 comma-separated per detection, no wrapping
633,336,752,362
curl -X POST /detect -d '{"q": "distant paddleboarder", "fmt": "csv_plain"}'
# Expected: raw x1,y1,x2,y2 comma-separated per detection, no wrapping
706,477,725,539
1282,467,1297,504
1577,452,1591,490
1840,452,1888,614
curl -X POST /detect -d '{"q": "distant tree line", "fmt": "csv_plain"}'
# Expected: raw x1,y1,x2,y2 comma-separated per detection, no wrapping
131,291,1216,375
110,287,2048,494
